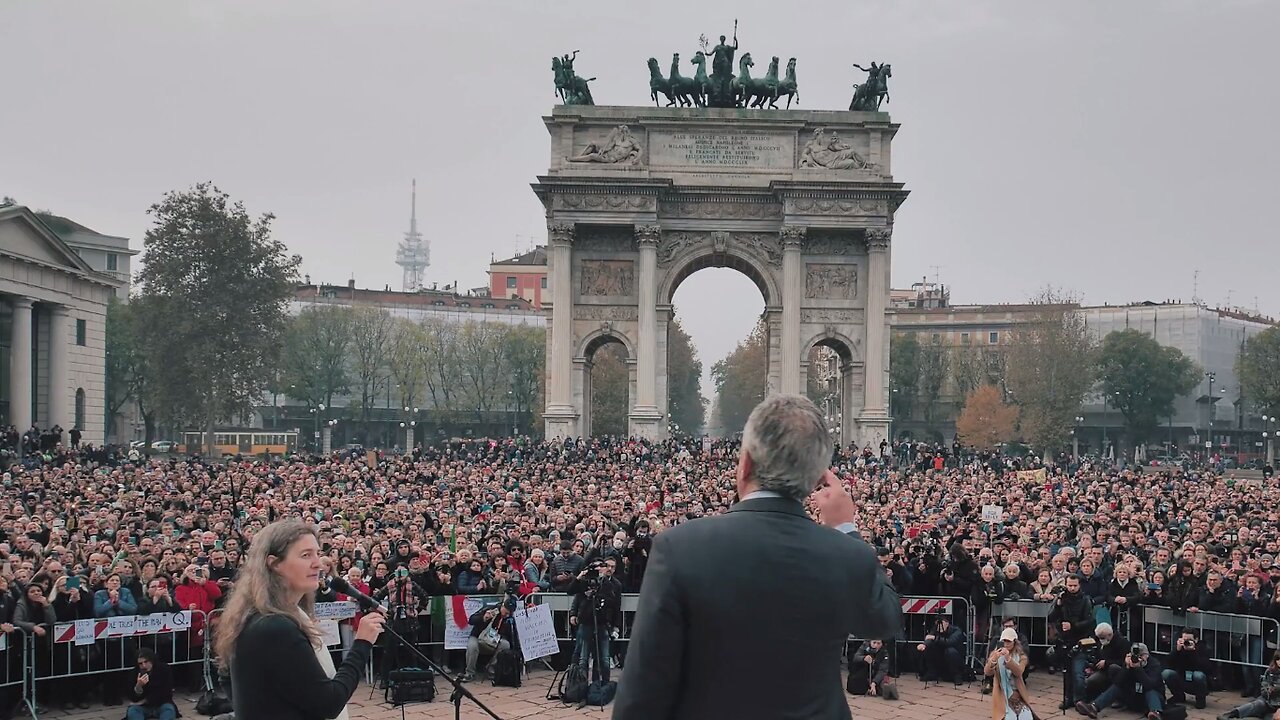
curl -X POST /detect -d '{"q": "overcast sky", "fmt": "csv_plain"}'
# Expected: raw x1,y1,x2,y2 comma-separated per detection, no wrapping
4,0,1278,396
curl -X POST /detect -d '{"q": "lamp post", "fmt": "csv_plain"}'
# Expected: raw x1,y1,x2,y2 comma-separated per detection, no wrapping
322,417,337,455
1204,371,1217,459
1262,415,1275,467
1073,415,1084,460
400,406,418,453
310,403,326,452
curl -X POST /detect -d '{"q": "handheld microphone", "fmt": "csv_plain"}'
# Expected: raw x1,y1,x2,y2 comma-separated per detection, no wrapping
327,576,388,614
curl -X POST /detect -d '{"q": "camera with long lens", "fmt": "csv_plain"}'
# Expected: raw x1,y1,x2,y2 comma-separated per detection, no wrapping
1129,645,1143,664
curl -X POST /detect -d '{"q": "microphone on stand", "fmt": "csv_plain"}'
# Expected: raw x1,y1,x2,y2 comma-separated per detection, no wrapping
327,576,388,614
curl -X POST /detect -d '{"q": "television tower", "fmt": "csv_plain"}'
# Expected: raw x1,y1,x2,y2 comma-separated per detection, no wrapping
395,179,429,291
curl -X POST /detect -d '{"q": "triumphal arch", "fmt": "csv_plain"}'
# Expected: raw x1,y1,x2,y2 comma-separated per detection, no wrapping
534,103,908,445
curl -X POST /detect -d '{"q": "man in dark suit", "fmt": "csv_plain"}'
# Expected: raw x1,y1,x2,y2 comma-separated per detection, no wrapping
614,394,902,720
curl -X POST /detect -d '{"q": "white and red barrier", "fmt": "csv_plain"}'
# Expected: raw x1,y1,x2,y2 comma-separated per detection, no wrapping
53,611,193,645
901,598,953,615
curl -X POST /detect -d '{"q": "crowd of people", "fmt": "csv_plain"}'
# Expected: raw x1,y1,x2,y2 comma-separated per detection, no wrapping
2,432,1280,718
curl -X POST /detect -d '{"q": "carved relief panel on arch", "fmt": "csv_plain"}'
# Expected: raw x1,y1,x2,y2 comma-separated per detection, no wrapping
579,260,636,297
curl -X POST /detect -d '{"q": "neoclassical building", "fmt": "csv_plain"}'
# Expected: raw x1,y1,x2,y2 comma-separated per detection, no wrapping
0,205,120,442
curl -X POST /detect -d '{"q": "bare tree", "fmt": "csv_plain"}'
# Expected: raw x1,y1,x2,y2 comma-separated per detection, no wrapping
1005,287,1096,455
347,307,395,441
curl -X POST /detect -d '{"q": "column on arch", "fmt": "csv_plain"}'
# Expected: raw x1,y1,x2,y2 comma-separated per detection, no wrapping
860,227,891,429
779,226,806,395
543,222,578,437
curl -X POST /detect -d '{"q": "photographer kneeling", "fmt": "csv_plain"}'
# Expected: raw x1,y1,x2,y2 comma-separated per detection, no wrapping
1163,630,1211,709
463,597,517,682
915,612,967,684
1084,623,1131,704
569,557,622,683
1075,643,1165,720
848,639,893,698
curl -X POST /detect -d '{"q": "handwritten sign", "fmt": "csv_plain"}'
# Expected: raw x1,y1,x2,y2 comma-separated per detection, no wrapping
444,598,490,650
74,619,96,646
981,505,1004,523
315,601,358,621
168,611,192,631
513,604,558,660
134,615,166,634
105,616,137,637
319,619,342,648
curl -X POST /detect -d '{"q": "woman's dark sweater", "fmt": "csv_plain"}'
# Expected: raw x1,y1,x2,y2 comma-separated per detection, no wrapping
230,613,372,720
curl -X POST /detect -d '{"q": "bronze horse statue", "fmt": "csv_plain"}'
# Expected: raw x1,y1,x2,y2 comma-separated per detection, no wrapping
648,57,676,106
552,55,594,105
776,57,799,109
668,52,706,107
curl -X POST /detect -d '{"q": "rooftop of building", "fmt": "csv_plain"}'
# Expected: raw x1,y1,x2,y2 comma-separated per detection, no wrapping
490,246,547,267
294,281,538,311
891,297,1276,326
34,211,135,253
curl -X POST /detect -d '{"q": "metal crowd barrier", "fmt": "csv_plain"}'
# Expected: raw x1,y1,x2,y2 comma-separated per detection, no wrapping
1,628,35,720
36,610,208,711
1139,606,1279,672
844,595,976,676
992,600,1055,651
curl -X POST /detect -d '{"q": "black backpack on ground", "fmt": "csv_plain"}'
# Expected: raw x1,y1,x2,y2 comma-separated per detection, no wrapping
491,649,522,688
549,663,589,705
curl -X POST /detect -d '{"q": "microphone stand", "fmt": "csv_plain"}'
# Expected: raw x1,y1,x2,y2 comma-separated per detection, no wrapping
366,600,506,720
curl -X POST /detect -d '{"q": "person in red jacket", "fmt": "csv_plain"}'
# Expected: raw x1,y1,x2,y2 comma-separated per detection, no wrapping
174,564,222,689
336,566,369,659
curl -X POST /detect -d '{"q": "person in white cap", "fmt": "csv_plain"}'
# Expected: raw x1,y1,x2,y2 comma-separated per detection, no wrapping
985,626,1038,720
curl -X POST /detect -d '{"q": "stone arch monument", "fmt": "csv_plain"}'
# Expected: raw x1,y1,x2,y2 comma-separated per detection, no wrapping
534,106,908,445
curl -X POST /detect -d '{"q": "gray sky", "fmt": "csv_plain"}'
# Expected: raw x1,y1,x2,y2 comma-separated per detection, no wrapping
4,0,1278,397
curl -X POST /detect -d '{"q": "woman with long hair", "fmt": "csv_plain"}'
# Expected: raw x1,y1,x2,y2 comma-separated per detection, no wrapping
214,519,383,720
984,627,1041,720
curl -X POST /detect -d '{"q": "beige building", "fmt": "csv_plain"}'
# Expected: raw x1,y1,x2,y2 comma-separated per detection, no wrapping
0,205,121,442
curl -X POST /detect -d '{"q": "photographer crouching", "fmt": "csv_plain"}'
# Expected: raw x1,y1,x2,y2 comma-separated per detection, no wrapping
568,556,622,683
1082,623,1131,704
1163,630,1211,709
1075,643,1165,720
462,597,517,682
1047,573,1097,710
915,611,967,684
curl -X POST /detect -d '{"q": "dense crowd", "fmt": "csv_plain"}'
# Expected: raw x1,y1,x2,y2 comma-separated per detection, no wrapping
2,432,1280,717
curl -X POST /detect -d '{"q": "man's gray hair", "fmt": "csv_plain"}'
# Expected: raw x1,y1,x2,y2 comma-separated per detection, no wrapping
740,394,830,501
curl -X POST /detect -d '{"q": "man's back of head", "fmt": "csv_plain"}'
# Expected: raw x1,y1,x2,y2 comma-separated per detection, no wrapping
738,394,831,503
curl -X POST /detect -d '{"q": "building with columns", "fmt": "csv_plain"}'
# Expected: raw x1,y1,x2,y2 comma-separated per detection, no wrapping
533,106,907,444
0,205,120,442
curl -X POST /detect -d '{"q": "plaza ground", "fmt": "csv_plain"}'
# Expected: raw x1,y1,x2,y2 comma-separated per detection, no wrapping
30,667,1248,719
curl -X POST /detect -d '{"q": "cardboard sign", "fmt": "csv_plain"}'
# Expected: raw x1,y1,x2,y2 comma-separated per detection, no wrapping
444,597,491,650
319,619,342,648
981,505,1004,523
74,619,97,646
512,604,558,660
315,601,358,621
105,616,137,637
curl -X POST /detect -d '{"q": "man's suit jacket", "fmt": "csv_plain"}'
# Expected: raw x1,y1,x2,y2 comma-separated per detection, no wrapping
613,496,902,720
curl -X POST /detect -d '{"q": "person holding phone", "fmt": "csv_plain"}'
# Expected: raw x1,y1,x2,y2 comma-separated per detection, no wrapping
128,647,176,720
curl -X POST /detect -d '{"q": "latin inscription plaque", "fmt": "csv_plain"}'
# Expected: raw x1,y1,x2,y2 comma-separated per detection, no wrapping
648,130,794,169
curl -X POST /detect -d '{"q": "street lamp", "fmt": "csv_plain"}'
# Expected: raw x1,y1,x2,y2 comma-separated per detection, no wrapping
1263,415,1275,467
1073,415,1084,460
1204,371,1217,456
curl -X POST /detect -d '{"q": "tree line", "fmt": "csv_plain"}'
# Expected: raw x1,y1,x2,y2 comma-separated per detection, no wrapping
106,183,708,451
